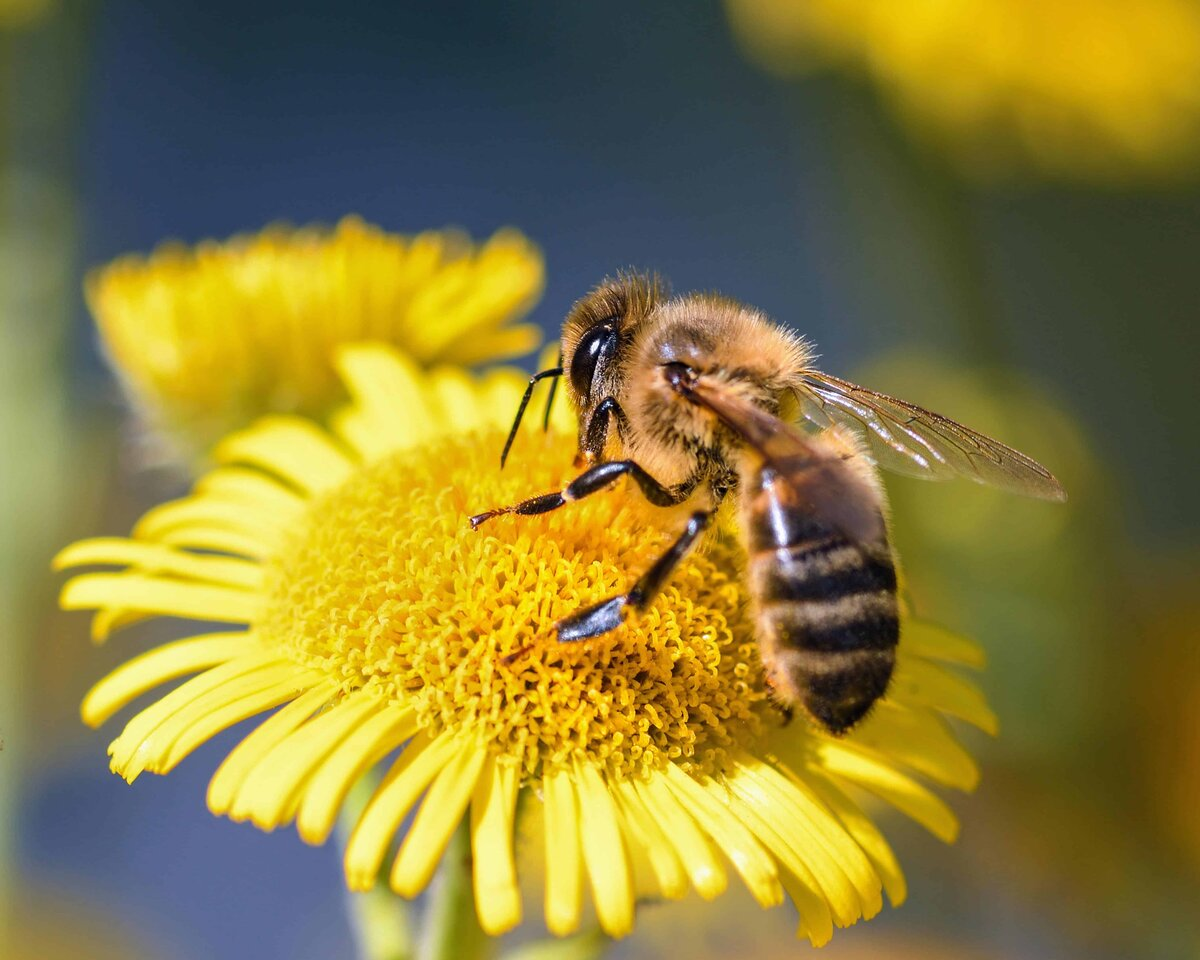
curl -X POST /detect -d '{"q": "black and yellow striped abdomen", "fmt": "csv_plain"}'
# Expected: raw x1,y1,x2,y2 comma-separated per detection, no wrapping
744,464,899,734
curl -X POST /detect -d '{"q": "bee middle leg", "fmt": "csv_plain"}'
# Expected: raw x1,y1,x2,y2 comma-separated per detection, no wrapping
469,459,691,529
554,509,712,644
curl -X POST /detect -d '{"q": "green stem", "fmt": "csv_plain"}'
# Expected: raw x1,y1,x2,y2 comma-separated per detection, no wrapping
499,929,610,960
337,776,414,960
419,817,492,960
344,882,415,960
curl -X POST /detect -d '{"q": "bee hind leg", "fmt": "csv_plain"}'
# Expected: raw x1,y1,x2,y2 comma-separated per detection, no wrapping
762,663,798,726
554,509,712,645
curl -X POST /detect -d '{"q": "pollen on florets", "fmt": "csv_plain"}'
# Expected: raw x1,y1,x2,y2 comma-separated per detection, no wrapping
257,428,772,781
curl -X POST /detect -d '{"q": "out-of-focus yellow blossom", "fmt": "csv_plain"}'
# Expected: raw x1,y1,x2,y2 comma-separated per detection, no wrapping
0,0,54,28
86,217,544,458
56,343,994,945
6,890,155,960
756,932,1004,960
1133,574,1200,875
725,0,1200,183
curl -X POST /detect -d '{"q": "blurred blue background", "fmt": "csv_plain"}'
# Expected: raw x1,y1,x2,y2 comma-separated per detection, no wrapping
5,2,1199,958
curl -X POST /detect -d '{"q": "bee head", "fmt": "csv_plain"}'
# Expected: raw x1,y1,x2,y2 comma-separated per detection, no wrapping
561,271,665,463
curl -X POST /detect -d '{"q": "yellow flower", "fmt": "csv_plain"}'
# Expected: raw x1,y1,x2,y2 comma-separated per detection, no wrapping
85,216,544,457
725,0,1200,183
56,343,995,944
0,0,54,28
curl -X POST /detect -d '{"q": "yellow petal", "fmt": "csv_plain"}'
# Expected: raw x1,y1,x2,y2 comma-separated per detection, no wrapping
902,620,985,668
195,466,307,516
327,408,380,463
719,773,856,927
804,772,907,908
471,757,522,935
478,368,529,433
610,779,688,901
208,682,338,814
333,344,415,419
428,366,488,435
843,702,979,790
634,773,727,901
82,632,257,726
54,538,263,590
448,324,541,366
391,741,487,898
408,266,520,356
889,659,998,734
573,759,634,939
61,572,261,624
343,733,459,890
729,755,881,921
117,662,302,781
813,741,960,842
156,525,271,560
779,865,834,947
297,706,418,845
215,416,356,494
90,607,151,643
660,764,782,909
543,765,584,936
107,652,284,775
157,669,324,773
334,345,438,454
232,694,384,829
134,497,288,551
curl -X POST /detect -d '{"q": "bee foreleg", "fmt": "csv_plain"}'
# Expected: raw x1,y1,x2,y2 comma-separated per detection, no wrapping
469,460,693,529
580,396,629,463
556,510,711,643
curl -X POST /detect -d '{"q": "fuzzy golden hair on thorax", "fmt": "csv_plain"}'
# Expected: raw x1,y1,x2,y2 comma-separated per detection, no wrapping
609,292,813,487
633,292,814,399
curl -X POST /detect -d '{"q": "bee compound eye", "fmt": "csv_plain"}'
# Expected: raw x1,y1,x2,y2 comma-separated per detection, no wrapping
569,321,617,397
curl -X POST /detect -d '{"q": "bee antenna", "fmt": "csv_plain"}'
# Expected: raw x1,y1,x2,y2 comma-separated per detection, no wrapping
541,351,563,432
500,365,563,469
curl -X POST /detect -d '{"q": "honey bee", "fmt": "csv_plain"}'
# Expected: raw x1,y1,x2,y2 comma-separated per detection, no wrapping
470,273,1065,734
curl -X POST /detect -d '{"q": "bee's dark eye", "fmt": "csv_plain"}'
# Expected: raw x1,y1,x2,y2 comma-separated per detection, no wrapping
569,321,618,397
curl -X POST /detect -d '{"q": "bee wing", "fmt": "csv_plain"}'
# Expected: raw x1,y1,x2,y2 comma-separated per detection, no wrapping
686,375,885,545
793,371,1067,502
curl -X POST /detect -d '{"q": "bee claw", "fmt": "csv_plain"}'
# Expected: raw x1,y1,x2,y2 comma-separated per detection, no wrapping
468,510,500,530
501,644,535,665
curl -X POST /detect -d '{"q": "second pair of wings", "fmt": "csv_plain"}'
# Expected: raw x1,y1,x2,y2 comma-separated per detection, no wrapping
683,369,1066,535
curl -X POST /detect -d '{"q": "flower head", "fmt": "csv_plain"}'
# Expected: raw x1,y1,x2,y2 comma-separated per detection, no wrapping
57,343,995,944
86,217,544,458
726,0,1200,183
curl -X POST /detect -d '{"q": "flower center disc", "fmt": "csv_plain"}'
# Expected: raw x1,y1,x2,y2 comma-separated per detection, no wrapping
259,429,770,780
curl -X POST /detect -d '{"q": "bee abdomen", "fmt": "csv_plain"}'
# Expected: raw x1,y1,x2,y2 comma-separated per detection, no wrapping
751,536,899,734
753,539,897,604
761,591,897,649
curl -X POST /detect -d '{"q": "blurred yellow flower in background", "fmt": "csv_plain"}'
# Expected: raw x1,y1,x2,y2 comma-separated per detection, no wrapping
86,216,544,459
725,0,1200,182
0,0,54,29
57,342,995,945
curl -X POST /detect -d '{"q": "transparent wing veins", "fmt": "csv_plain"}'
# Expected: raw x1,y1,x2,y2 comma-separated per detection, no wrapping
794,372,1066,501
